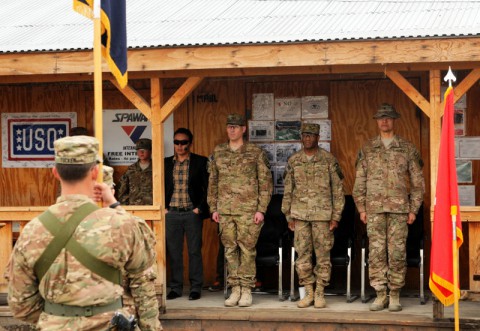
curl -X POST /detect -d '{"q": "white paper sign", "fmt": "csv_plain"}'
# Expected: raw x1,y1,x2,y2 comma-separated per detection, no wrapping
257,143,275,164
252,93,274,120
301,96,328,119
248,120,275,141
457,137,480,159
103,109,152,166
458,185,476,206
275,98,301,120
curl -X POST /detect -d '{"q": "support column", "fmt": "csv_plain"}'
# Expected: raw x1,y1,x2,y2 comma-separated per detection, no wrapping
150,78,166,311
429,69,443,319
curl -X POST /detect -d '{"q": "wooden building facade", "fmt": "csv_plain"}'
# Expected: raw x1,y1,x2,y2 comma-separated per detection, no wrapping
1,36,480,312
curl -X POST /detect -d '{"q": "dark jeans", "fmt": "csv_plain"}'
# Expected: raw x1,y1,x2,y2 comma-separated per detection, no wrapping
166,210,204,294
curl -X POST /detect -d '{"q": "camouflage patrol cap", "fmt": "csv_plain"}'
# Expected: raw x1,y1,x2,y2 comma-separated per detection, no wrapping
136,138,152,150
54,135,100,164
226,113,246,126
301,123,320,135
102,165,115,188
373,103,401,119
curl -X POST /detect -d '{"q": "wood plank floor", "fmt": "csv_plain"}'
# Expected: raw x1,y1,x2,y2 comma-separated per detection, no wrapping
161,290,480,330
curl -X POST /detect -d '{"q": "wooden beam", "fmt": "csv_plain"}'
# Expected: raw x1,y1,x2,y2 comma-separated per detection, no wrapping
2,38,480,77
160,77,203,123
386,70,431,118
3,62,480,83
110,80,152,120
454,68,480,104
0,207,161,221
429,69,444,319
150,77,167,309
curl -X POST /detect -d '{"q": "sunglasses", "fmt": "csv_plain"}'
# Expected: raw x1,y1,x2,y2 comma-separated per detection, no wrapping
174,139,190,146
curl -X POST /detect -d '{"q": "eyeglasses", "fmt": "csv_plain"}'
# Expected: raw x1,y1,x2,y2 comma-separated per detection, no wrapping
174,139,190,146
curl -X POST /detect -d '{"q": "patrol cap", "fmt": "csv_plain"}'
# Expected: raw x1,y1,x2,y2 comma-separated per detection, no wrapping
301,123,320,135
373,103,401,119
226,113,246,126
54,135,101,165
136,138,152,150
103,165,115,188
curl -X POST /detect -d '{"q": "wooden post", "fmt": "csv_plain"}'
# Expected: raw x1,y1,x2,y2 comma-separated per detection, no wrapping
0,222,12,304
429,69,444,318
150,77,166,311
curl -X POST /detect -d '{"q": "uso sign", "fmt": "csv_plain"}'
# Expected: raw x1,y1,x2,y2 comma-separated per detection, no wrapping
2,113,77,168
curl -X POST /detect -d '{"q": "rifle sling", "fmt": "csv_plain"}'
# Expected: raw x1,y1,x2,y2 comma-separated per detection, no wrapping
34,203,121,285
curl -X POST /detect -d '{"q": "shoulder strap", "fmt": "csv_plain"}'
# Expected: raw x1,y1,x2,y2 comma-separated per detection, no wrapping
34,203,121,285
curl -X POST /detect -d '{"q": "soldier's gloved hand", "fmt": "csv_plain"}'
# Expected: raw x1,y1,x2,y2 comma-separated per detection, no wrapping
360,212,367,224
254,212,264,225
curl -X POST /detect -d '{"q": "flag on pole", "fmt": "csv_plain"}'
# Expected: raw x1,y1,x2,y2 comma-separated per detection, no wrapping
74,0,128,88
429,86,463,306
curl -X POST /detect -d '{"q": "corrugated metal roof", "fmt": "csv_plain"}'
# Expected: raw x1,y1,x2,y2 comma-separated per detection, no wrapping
1,0,480,53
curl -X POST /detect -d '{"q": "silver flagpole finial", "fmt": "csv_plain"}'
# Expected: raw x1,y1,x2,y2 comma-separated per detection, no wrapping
444,66,457,88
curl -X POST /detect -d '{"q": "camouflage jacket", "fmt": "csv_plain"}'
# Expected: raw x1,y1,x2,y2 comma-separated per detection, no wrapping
5,195,161,331
208,142,273,215
353,135,425,215
117,161,153,205
282,148,345,222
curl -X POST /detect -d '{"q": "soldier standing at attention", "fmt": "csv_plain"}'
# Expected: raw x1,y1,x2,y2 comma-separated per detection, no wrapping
353,103,424,312
5,135,161,330
282,123,345,309
117,138,153,205
208,113,273,307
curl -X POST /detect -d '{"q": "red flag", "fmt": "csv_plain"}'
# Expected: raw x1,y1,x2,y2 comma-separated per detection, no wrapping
429,86,463,306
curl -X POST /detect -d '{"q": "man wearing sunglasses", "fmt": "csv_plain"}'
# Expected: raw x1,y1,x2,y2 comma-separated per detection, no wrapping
208,114,273,307
164,128,209,301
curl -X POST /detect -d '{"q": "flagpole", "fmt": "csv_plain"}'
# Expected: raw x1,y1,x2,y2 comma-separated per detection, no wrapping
452,210,460,331
93,0,103,183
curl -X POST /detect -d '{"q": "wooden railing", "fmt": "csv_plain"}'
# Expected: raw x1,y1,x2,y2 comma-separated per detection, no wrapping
0,206,165,307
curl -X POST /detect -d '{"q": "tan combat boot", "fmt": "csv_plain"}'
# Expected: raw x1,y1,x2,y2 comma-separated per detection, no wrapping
314,285,326,308
388,290,402,312
297,284,314,308
369,290,388,311
224,286,241,307
238,287,253,307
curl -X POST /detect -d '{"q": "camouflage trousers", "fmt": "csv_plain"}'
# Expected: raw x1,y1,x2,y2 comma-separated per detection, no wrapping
294,220,334,287
219,214,263,288
367,212,408,291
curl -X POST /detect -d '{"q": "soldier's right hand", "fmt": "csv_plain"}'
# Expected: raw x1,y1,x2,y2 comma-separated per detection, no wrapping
288,221,295,231
94,182,117,207
212,212,220,223
360,212,367,224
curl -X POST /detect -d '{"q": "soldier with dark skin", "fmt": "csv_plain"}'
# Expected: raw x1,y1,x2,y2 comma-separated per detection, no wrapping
353,104,425,312
208,114,273,307
282,123,345,309
5,136,161,330
117,138,153,205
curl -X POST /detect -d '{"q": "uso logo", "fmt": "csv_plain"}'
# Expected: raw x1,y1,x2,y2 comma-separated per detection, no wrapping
6,118,72,161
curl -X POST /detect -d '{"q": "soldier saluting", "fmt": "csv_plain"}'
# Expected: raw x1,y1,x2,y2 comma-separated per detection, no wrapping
6,135,161,330
208,113,273,307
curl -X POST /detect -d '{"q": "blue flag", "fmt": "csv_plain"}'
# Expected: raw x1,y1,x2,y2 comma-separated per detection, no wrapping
74,0,128,88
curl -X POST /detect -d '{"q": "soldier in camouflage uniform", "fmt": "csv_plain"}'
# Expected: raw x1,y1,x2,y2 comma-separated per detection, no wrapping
282,123,345,309
208,113,273,307
353,104,425,312
5,136,161,330
117,138,153,205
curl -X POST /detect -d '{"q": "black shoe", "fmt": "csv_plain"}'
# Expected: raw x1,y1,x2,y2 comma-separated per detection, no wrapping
167,291,182,300
208,281,224,292
189,291,201,300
